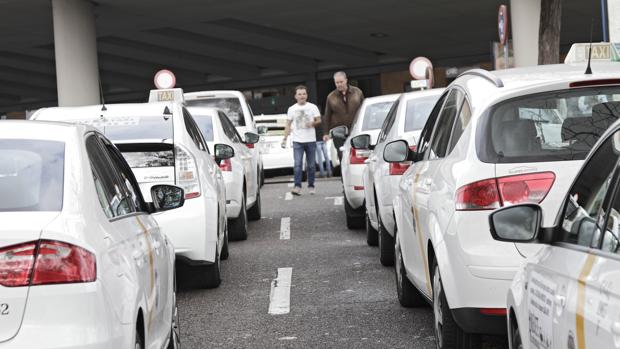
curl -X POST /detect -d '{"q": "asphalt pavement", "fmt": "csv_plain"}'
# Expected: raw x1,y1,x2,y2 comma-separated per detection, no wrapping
177,176,508,349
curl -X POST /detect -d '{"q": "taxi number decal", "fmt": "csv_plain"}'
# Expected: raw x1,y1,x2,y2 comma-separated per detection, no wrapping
528,272,555,349
0,303,8,315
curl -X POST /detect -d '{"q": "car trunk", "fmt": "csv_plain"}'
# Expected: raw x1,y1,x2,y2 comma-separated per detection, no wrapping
0,212,59,342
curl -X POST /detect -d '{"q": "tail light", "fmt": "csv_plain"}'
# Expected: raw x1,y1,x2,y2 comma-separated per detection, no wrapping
389,146,416,176
479,308,507,316
245,143,254,149
455,172,555,211
0,240,96,287
350,148,370,165
218,158,232,172
175,145,201,199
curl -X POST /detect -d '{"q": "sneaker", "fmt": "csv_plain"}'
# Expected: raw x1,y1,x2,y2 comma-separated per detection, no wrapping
291,187,302,196
308,187,316,195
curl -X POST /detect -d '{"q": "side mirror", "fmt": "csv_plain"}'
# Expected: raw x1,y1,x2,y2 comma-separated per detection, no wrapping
330,126,348,141
351,134,371,150
489,204,542,243
151,185,185,211
257,126,269,135
383,140,411,163
244,132,260,144
214,143,235,162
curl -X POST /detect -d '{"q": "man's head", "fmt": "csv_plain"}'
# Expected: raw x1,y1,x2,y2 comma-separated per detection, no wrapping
333,71,348,93
294,85,308,104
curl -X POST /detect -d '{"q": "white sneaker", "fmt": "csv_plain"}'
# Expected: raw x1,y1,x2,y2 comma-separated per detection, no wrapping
291,187,302,196
308,187,316,195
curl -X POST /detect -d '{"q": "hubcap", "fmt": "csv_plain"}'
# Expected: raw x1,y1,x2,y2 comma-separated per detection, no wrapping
433,267,444,348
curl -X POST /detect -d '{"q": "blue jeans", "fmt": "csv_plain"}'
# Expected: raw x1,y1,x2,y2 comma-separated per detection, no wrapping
315,141,332,177
293,141,316,188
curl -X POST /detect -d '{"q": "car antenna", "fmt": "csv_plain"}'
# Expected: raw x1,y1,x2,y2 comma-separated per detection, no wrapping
585,20,594,75
99,77,107,114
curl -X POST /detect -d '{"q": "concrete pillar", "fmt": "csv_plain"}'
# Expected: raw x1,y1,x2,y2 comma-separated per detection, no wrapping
609,0,620,43
510,0,541,67
305,75,318,104
52,0,100,106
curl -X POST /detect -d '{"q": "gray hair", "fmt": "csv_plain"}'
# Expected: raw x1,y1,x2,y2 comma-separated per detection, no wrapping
333,71,347,79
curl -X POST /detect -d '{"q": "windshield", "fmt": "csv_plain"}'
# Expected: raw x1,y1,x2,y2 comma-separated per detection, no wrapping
404,95,441,132
361,101,394,131
0,139,64,212
480,87,620,163
186,98,246,127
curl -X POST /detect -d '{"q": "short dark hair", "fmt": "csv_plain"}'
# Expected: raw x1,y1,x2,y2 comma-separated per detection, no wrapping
295,85,308,93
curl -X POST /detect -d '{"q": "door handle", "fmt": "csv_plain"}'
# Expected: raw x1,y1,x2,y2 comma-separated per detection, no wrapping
152,240,161,250
424,178,432,186
132,250,144,261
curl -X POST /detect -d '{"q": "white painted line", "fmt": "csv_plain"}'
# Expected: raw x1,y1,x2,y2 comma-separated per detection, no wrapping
325,196,344,205
287,183,294,188
268,267,292,315
285,192,293,200
280,217,291,240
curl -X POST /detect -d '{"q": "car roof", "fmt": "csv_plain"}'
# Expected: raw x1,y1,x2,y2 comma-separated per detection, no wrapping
0,120,89,141
34,102,178,121
362,93,400,105
184,90,244,100
400,88,446,101
186,106,221,118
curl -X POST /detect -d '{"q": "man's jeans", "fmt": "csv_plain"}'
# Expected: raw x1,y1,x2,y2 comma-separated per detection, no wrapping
293,141,316,188
315,141,332,177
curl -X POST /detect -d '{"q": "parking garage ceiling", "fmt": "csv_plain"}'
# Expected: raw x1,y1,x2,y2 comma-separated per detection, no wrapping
0,0,605,112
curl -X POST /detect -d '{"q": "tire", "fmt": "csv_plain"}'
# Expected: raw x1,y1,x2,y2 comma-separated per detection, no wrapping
220,224,229,260
379,218,395,266
167,273,181,349
135,328,144,349
432,261,481,349
366,211,378,246
228,195,248,241
260,168,265,187
510,316,523,349
344,194,364,229
247,189,261,221
395,228,425,307
198,250,221,289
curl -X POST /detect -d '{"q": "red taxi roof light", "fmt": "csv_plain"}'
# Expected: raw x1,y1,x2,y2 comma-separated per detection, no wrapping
569,79,620,88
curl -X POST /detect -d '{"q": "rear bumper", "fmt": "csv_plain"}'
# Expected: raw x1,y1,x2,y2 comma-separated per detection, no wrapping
262,152,293,170
451,308,507,335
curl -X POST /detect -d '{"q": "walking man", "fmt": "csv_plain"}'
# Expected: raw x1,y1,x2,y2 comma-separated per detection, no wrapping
322,71,365,161
282,85,322,195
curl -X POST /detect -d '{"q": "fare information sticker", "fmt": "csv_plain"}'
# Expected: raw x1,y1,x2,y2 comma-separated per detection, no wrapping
75,116,140,128
528,272,556,349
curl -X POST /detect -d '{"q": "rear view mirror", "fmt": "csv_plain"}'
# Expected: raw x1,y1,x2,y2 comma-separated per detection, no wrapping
214,143,235,162
244,132,260,144
489,204,542,243
351,134,371,150
383,140,410,163
330,126,348,141
151,185,185,211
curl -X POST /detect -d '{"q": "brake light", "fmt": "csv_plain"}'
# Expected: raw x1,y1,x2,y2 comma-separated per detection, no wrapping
0,240,96,287
569,79,620,88
245,143,254,149
350,148,370,165
455,172,555,211
219,158,232,172
175,145,201,199
479,308,507,316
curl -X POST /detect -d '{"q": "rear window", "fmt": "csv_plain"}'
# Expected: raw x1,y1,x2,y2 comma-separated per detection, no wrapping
0,139,64,212
192,114,215,142
116,143,174,168
479,87,620,163
76,115,173,143
404,95,441,132
361,101,394,131
186,98,246,127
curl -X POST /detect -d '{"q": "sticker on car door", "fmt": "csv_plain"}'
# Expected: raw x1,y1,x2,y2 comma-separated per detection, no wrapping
528,271,556,349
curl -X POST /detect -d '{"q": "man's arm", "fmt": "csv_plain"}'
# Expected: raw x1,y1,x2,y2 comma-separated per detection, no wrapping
283,119,292,140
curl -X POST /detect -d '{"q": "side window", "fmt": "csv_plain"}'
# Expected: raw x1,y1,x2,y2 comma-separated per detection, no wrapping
447,98,472,153
378,99,400,143
85,135,133,218
428,90,464,159
560,133,620,247
183,108,207,151
219,112,241,143
418,93,447,158
99,136,145,212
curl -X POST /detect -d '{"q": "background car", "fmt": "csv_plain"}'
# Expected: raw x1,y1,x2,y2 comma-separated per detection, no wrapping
188,106,262,241
490,113,620,349
255,113,294,172
33,100,229,289
330,93,399,229
388,62,620,348
0,121,181,349
185,90,265,186
361,89,442,263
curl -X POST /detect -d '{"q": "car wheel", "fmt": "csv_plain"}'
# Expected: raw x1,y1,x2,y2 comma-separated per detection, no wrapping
167,273,181,349
395,228,425,307
344,194,364,229
220,222,229,260
135,328,144,349
228,195,248,241
432,261,481,349
247,189,261,221
511,316,523,349
379,218,394,266
366,211,378,246
260,168,265,187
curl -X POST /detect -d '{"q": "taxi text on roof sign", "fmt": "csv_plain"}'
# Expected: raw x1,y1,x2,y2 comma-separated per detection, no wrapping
148,88,185,104
564,42,620,64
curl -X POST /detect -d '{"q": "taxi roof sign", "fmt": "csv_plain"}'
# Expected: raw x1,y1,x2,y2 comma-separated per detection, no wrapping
564,42,620,64
148,88,185,103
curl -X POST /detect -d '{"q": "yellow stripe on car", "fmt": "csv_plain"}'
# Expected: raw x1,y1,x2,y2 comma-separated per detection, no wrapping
576,254,597,349
136,216,157,331
412,170,432,295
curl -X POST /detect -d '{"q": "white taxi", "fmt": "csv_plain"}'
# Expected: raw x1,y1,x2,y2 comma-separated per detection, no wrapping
0,121,181,349
386,59,620,347
255,114,294,171
185,90,265,186
188,106,262,241
330,93,399,229
489,116,620,349
33,98,228,289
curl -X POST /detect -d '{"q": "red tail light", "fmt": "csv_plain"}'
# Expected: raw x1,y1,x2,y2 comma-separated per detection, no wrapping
0,240,96,287
219,158,232,172
479,308,507,316
389,146,416,176
350,148,370,165
456,172,555,211
245,143,254,149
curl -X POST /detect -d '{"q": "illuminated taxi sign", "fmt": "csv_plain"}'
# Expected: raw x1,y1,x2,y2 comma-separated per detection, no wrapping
148,88,185,103
564,42,620,64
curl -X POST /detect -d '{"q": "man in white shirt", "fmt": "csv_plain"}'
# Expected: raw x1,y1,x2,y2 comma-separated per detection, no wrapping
282,85,322,195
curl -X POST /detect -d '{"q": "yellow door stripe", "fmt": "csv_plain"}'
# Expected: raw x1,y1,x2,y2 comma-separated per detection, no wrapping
136,216,156,330
576,254,597,349
411,170,432,295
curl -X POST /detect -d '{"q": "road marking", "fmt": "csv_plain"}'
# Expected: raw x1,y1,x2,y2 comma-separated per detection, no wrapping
280,217,291,240
325,196,343,205
278,337,297,341
268,267,292,315
285,192,293,200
